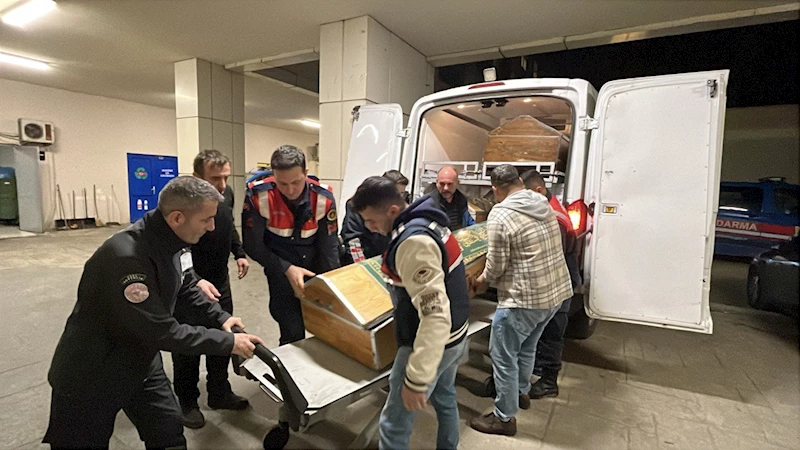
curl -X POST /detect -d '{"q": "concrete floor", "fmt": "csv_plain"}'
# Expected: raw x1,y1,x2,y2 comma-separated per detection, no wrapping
1,226,798,450
0,224,36,240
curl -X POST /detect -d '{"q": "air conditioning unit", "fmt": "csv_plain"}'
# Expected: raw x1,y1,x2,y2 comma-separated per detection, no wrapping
18,119,55,145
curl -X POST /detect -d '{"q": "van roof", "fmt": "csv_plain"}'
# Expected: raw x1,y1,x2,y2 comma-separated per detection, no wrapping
415,78,596,108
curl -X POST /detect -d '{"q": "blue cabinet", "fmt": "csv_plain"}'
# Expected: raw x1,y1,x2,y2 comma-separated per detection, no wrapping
127,153,178,222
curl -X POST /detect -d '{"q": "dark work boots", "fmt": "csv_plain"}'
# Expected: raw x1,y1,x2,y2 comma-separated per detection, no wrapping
530,372,559,399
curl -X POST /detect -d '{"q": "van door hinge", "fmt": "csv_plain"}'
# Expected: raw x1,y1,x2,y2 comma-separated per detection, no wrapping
580,117,599,131
397,128,410,138
707,80,718,98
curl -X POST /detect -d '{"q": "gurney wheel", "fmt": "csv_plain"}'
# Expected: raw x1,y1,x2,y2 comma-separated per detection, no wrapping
263,423,290,449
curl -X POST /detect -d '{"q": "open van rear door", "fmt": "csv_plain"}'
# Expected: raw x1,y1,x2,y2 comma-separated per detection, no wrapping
585,70,728,334
340,104,405,220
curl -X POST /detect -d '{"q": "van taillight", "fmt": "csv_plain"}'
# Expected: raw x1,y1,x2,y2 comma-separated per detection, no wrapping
567,200,588,234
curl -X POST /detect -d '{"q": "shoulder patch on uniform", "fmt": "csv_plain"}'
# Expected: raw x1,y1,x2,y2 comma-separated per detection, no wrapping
412,268,433,284
124,282,149,304
327,209,337,221
120,273,146,285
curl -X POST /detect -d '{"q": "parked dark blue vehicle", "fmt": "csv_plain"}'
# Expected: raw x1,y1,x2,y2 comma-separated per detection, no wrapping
714,177,799,258
747,236,799,318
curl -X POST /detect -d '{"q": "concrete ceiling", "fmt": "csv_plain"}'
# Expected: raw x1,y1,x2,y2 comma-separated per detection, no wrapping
0,0,796,132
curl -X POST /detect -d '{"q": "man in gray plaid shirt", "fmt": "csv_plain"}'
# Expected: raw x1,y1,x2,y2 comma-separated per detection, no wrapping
470,164,572,436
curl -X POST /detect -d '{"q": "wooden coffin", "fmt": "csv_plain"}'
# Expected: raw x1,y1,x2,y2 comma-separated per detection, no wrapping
484,115,570,167
301,223,489,370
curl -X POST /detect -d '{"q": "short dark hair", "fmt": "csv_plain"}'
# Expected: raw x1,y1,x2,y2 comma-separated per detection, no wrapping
382,170,409,186
158,176,224,215
520,169,547,189
490,164,522,188
194,149,230,176
351,176,404,212
271,145,306,171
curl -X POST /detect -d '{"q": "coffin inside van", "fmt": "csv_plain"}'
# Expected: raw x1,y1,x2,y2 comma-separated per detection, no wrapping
484,115,570,170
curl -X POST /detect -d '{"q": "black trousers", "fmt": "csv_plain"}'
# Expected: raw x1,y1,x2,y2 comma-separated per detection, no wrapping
265,270,306,346
534,298,571,376
44,353,185,449
172,283,234,406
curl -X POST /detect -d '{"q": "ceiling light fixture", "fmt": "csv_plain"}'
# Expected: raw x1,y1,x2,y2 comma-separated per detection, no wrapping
523,98,533,103
300,119,320,129
2,0,56,27
0,51,49,70
457,104,466,109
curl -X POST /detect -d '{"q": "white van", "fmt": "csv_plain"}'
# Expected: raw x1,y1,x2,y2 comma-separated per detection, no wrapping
340,70,728,337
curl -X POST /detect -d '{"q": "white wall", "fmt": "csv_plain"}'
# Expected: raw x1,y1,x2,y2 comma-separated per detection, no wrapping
0,78,177,225
244,123,319,175
1,79,321,226
422,111,488,163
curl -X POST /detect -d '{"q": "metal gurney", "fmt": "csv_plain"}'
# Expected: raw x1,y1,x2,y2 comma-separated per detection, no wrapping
239,298,498,449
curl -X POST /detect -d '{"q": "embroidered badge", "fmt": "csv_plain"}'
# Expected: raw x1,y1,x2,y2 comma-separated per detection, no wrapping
119,273,146,285
420,292,443,316
124,283,150,304
327,209,337,221
412,268,433,284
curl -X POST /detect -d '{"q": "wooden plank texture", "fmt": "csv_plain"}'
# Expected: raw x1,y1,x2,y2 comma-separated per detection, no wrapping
484,115,569,165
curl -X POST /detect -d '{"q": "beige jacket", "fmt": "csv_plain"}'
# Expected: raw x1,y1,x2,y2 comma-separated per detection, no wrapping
394,234,453,392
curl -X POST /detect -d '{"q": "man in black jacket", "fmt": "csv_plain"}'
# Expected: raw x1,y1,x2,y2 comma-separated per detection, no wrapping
521,170,582,399
172,150,252,429
429,166,475,231
341,170,409,264
44,176,263,450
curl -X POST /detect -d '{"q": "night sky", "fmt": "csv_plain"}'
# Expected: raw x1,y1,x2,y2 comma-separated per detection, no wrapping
436,20,798,108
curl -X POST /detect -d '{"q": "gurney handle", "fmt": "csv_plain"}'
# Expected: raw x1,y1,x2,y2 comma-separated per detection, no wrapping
231,326,309,431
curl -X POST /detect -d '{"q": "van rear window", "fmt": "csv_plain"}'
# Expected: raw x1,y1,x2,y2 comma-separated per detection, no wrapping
774,188,799,215
414,95,574,202
719,187,763,214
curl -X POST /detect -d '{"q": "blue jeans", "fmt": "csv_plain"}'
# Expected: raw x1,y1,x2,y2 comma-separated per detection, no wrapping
490,306,560,421
379,339,468,450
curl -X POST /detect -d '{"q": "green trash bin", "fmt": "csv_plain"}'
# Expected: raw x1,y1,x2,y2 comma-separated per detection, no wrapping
0,167,19,222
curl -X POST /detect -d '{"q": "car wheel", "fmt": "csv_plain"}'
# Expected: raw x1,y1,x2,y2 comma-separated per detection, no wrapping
747,264,761,309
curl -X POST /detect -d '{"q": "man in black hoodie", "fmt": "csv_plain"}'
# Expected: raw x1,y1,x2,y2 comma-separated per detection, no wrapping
340,170,409,264
351,176,470,450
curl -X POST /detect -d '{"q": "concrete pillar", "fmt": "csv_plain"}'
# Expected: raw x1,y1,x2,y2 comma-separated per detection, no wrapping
318,16,434,204
174,58,245,223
